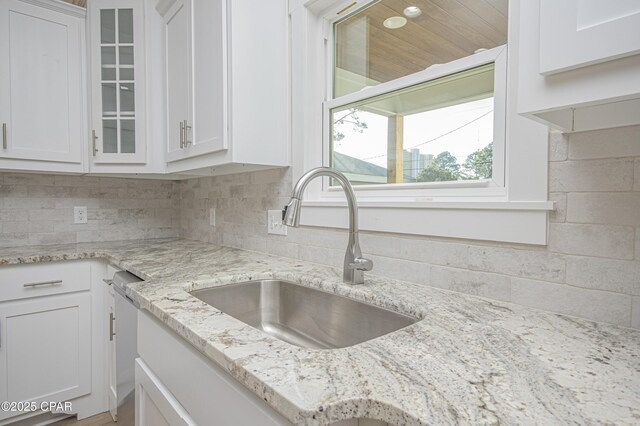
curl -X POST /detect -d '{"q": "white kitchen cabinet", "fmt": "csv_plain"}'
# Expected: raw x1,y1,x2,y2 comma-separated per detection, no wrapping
105,277,118,421
0,0,87,173
138,310,292,425
157,0,289,176
160,0,226,164
0,260,108,425
0,293,92,422
517,0,640,132
88,0,146,164
88,0,168,175
135,359,196,426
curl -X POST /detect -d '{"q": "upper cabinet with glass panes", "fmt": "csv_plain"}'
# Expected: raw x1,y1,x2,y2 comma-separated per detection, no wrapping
327,0,508,189
88,0,147,164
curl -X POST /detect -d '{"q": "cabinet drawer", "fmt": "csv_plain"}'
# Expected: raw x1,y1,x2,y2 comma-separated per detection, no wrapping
0,261,91,302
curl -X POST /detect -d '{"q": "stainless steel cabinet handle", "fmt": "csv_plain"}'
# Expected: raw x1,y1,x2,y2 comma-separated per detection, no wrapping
92,129,99,156
184,120,192,146
179,120,184,149
109,312,115,341
2,123,6,149
23,280,63,288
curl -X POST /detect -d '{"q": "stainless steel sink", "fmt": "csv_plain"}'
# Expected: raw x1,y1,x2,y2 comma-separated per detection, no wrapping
190,280,418,349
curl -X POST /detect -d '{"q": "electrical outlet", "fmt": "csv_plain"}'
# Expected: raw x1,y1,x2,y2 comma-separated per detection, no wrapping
209,208,216,226
267,210,287,236
74,206,87,224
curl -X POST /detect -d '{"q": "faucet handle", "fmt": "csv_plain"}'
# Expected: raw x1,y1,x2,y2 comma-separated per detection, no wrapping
349,257,373,271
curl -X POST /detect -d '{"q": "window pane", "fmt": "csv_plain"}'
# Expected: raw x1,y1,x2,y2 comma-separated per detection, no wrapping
120,83,135,114
103,120,118,153
121,120,135,153
119,46,134,65
333,0,508,97
101,47,116,80
118,9,134,43
100,10,115,44
330,64,495,185
102,83,117,116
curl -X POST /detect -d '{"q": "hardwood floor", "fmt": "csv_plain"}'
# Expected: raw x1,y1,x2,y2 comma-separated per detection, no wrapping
51,412,116,426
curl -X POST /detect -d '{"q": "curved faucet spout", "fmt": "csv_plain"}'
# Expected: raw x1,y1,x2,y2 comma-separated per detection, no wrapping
283,167,373,284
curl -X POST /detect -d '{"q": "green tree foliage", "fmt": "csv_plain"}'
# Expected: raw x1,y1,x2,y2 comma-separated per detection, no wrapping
416,151,460,182
461,143,493,180
416,144,493,182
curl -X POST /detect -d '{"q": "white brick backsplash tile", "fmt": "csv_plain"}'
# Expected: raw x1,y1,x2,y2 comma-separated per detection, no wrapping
549,193,567,223
636,229,640,260
632,297,640,329
400,238,470,268
566,256,640,295
298,245,343,268
0,233,29,248
4,173,54,186
468,246,565,282
549,131,568,161
265,238,299,259
0,209,28,221
568,125,640,159
3,221,54,234
4,197,56,209
548,223,635,259
511,277,631,327
549,159,634,192
567,192,640,226
635,159,640,190
369,255,430,286
0,185,28,197
29,232,77,246
430,266,511,302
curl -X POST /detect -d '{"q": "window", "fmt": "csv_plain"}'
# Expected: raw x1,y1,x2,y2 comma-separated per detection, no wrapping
289,0,552,244
326,0,508,189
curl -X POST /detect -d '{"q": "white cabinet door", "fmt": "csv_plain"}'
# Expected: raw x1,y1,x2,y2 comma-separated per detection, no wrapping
539,0,640,75
516,0,640,132
0,293,92,422
0,0,86,172
135,359,196,426
162,0,226,164
106,284,117,421
89,0,147,164
163,0,191,162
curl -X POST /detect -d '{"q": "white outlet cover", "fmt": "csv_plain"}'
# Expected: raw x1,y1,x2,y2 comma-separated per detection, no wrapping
74,206,87,224
267,210,287,236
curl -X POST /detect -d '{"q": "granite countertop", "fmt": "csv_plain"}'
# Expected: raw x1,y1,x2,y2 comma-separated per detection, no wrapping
1,239,638,425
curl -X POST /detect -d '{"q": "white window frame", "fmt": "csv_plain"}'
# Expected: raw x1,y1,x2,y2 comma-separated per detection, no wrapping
289,0,552,245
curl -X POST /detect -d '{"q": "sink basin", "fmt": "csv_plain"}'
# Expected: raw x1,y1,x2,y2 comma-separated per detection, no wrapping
190,280,418,349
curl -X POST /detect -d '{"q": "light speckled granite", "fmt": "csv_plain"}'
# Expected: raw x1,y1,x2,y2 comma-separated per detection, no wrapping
0,239,638,425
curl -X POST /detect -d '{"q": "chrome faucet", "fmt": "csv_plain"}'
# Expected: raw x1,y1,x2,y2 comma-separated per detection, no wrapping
282,167,373,284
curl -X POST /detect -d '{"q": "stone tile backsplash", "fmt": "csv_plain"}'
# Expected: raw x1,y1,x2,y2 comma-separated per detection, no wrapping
0,173,180,246
1,125,639,329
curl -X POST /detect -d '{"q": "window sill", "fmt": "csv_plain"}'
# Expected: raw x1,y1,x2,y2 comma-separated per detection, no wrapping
298,200,553,245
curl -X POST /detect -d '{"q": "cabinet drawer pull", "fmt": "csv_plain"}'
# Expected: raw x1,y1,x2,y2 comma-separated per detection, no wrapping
23,280,63,288
92,129,99,156
2,123,6,149
184,120,192,146
109,312,115,341
180,120,185,148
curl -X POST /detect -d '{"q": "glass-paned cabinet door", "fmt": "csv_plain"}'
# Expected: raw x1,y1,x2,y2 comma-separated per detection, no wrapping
89,0,146,163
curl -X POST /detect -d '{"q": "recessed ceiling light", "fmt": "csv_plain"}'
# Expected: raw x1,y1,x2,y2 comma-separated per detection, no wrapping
403,6,422,18
383,16,407,29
